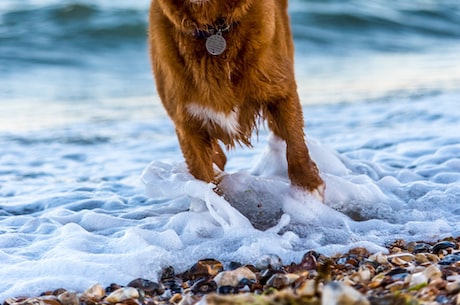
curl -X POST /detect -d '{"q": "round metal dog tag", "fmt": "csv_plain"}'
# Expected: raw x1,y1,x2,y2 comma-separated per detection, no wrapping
206,33,227,56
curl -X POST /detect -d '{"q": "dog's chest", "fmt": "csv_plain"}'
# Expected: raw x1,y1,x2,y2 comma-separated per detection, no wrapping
186,103,240,136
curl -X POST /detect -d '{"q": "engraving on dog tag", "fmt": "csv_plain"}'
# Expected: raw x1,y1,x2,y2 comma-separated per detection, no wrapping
206,32,226,56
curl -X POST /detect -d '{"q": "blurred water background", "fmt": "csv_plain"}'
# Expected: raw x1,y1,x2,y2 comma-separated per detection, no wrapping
1,0,459,129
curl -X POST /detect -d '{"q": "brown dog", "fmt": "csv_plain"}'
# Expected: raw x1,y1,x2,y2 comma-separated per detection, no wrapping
148,0,325,200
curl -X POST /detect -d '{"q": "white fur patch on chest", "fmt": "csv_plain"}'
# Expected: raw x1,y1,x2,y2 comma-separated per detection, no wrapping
186,103,240,136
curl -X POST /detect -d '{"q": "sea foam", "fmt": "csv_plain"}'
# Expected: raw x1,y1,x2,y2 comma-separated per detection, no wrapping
0,92,459,301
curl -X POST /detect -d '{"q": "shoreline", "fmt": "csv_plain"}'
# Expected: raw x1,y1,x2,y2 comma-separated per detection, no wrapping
4,237,460,305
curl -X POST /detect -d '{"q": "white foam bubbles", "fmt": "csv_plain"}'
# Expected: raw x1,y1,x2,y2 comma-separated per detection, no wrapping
1,92,459,301
139,107,460,261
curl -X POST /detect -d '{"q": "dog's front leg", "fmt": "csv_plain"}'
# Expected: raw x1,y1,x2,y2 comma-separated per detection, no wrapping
266,94,325,201
176,125,216,184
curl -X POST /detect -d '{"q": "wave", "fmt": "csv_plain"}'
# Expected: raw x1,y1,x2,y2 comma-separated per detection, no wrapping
290,0,460,52
2,3,147,42
1,1,459,56
0,3,148,67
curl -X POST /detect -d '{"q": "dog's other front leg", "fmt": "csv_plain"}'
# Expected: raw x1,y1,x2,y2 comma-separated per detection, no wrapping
266,94,325,201
176,125,216,184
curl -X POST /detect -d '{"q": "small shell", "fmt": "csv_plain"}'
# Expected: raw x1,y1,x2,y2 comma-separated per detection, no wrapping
105,287,139,303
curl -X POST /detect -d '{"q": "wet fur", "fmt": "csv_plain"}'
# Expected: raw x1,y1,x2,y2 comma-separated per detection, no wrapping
149,0,324,198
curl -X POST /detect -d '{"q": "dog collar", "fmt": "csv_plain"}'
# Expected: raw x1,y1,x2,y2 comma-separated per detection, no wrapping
192,18,235,56
193,21,232,39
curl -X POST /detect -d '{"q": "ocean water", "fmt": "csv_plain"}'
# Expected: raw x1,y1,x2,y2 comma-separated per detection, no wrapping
1,0,460,300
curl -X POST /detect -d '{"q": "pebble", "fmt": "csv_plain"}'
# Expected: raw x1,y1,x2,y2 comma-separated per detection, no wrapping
432,241,457,254
368,252,388,265
56,292,78,305
439,253,460,265
213,266,256,288
266,273,300,290
322,282,369,305
183,259,223,280
255,254,283,270
128,278,165,295
104,287,139,303
296,279,317,297
80,284,105,302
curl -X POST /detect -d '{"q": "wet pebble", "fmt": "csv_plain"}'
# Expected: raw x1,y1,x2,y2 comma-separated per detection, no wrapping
189,277,217,295
128,278,164,296
296,279,317,297
182,259,223,280
439,252,460,265
255,254,283,270
432,241,457,254
266,273,300,290
105,287,139,303
57,292,78,305
213,266,256,288
81,284,105,302
322,282,369,305
412,242,432,254
160,266,183,295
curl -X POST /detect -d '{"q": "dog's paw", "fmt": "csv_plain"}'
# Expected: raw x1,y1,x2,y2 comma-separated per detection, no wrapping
311,183,326,203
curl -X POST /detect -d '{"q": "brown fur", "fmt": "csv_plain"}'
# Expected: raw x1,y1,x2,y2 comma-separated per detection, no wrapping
148,0,325,198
